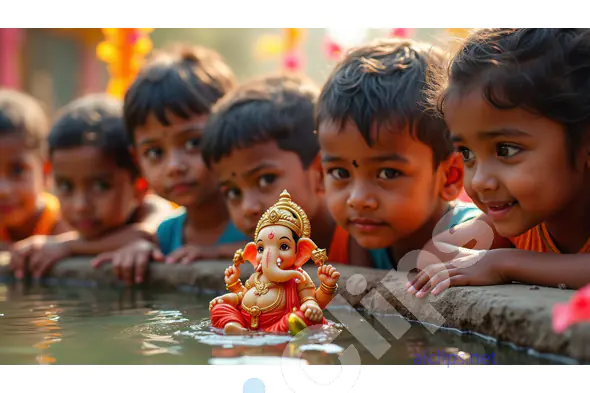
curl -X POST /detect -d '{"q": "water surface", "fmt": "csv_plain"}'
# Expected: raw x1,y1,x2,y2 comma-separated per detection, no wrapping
0,283,572,365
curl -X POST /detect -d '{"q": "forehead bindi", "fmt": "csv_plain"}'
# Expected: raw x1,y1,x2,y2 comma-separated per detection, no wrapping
259,225,291,240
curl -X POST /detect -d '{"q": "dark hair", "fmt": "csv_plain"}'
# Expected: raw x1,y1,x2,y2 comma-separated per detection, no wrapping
124,44,236,144
0,89,49,157
48,94,139,178
432,28,590,161
202,73,319,169
316,38,453,167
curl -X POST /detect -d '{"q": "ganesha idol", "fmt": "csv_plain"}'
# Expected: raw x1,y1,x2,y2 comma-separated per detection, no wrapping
209,190,341,335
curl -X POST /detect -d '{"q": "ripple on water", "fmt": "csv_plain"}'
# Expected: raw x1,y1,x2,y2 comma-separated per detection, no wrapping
176,320,345,353
144,310,189,325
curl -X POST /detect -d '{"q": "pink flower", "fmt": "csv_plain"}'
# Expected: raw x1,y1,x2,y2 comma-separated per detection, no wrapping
390,28,413,38
323,37,342,61
552,284,590,333
283,52,301,71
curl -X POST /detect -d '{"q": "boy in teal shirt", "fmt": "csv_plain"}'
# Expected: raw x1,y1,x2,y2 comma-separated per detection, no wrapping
92,45,248,283
316,38,481,270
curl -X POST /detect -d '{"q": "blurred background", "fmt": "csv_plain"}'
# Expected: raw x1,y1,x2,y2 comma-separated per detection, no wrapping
0,28,465,115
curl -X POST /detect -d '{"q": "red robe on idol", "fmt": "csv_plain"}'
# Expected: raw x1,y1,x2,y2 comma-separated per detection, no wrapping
210,273,327,333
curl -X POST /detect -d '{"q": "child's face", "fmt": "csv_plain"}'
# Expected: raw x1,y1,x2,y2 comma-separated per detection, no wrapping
212,141,322,237
0,134,45,229
318,121,449,249
133,112,219,208
52,146,141,239
445,90,589,238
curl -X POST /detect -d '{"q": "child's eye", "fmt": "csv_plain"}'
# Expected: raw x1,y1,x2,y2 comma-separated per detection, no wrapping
280,244,290,251
92,180,111,192
55,180,72,194
9,163,25,177
223,187,241,201
185,138,201,151
327,168,350,180
257,246,264,254
258,174,277,188
457,146,475,162
144,147,163,161
496,144,521,158
377,168,401,180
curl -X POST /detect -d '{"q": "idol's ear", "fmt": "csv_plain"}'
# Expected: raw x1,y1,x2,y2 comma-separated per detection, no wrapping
294,238,317,268
242,242,259,269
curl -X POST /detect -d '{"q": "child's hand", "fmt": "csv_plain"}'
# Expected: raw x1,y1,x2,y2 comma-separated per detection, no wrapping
164,245,218,264
92,239,164,285
10,235,73,279
405,249,507,297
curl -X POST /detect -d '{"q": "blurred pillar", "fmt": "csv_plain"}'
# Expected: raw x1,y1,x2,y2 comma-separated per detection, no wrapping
79,45,101,96
0,28,23,89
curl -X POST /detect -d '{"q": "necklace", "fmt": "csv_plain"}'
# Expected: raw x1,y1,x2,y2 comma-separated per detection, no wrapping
253,272,273,296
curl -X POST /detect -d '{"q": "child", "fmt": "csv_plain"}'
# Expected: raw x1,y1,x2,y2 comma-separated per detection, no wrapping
0,89,69,252
93,44,249,273
315,38,482,270
202,73,371,267
11,94,174,282
407,28,590,295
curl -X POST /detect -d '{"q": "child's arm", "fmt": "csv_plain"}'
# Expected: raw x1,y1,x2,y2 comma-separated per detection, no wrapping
43,194,174,256
418,213,513,269
10,226,155,279
436,213,513,251
407,248,590,297
51,220,72,235
164,242,246,264
132,194,177,232
64,224,154,256
498,250,590,289
11,195,175,279
91,238,164,286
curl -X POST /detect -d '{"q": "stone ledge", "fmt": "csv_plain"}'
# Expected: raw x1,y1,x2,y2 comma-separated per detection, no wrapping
0,254,588,362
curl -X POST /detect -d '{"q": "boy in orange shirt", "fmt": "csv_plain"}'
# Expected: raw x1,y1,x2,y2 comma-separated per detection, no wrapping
0,89,68,252
10,94,174,282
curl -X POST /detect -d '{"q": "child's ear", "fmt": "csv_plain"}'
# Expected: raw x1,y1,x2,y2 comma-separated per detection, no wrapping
129,147,140,167
133,177,149,200
42,160,53,190
308,154,325,195
439,152,464,202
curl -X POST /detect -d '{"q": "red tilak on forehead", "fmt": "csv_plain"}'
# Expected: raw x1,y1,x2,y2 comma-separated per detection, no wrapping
268,231,274,239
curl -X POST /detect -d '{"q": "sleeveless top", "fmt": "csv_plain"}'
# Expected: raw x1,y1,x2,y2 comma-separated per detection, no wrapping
510,223,590,254
156,208,249,255
0,192,61,242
